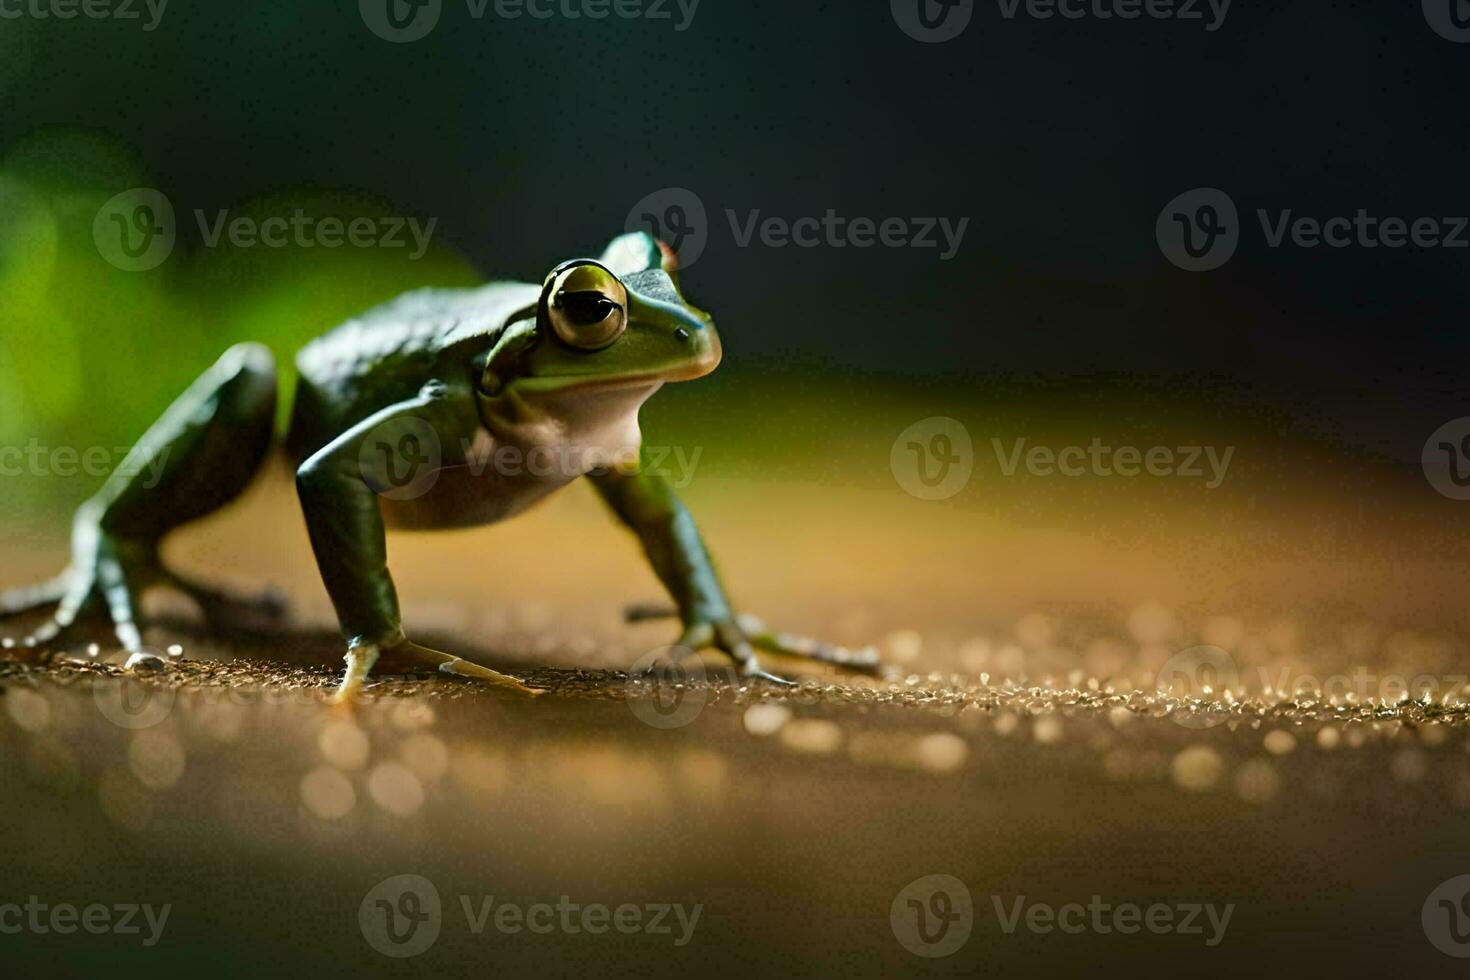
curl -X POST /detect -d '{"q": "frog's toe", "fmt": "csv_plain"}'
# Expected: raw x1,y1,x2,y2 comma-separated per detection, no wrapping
739,663,799,688
349,638,544,698
747,624,882,675
436,656,546,696
9,567,124,658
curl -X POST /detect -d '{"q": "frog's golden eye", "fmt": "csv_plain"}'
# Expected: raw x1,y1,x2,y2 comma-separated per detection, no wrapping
545,262,628,351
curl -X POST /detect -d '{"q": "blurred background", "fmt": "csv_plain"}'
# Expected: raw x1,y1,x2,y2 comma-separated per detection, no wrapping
3,2,1470,976
1,2,1466,492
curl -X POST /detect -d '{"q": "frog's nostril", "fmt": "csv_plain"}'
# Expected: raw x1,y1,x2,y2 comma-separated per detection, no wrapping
675,327,690,341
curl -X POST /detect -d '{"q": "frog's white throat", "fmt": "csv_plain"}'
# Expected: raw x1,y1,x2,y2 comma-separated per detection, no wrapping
473,379,664,478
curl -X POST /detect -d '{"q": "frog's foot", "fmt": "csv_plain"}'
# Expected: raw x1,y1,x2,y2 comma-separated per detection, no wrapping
158,570,287,629
626,604,881,678
1,549,153,657
737,613,883,676
671,617,798,688
328,637,544,705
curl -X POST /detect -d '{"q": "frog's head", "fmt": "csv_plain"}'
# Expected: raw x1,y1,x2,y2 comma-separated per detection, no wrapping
480,253,720,403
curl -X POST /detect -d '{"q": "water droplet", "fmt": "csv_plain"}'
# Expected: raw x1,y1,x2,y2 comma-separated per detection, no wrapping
125,651,167,673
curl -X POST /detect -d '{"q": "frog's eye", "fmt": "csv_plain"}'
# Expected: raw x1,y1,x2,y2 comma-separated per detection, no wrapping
545,262,628,351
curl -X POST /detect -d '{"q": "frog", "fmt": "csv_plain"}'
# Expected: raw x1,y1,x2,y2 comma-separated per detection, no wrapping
0,232,877,699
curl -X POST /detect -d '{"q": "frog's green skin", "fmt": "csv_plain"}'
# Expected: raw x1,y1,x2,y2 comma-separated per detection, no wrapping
0,232,876,696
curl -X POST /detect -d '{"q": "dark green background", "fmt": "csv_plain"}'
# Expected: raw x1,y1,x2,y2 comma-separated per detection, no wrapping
0,1,1465,488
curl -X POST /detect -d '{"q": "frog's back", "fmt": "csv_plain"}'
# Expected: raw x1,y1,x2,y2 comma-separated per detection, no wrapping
286,281,540,460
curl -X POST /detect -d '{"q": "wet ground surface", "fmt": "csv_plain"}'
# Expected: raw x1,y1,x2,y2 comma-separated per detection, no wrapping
3,449,1470,975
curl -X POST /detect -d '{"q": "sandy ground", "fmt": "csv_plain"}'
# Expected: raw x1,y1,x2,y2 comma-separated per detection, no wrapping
3,429,1470,975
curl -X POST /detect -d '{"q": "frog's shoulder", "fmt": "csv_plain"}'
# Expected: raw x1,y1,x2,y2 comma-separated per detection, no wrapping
295,280,541,384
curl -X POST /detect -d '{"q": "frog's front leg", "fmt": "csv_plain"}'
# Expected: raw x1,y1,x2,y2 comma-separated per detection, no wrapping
591,464,874,684
294,383,541,702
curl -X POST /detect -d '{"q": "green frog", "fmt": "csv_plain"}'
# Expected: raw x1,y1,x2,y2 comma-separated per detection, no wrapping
0,232,876,699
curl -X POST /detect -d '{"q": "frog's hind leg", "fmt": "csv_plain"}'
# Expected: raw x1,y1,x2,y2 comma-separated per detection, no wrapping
1,343,280,655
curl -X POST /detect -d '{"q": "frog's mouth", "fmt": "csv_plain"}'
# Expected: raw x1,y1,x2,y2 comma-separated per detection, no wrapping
507,328,721,394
